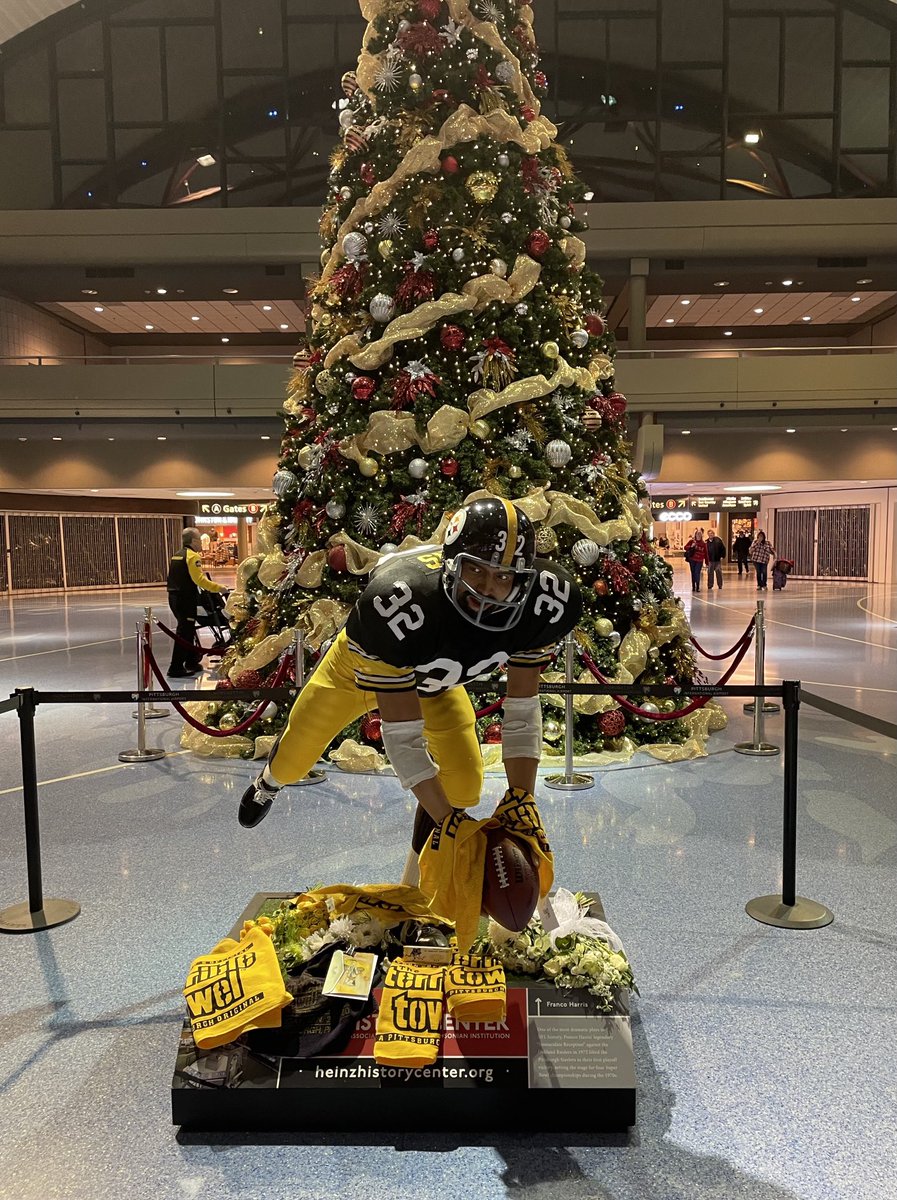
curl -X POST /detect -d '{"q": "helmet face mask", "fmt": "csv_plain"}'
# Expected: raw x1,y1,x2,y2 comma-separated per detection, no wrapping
442,498,537,631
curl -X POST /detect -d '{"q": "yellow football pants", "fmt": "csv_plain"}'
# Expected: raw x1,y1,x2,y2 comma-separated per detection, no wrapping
269,629,485,808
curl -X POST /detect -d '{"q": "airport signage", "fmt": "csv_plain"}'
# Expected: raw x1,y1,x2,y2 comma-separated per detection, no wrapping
650,494,761,513
197,501,266,516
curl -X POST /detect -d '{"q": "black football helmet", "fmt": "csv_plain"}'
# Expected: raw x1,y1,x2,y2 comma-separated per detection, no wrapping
442,498,537,630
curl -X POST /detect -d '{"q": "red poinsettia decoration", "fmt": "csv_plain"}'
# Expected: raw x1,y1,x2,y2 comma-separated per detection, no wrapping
417,0,441,19
606,561,632,595
395,260,437,309
330,260,367,302
397,21,444,57
392,360,440,410
521,155,543,194
475,64,495,93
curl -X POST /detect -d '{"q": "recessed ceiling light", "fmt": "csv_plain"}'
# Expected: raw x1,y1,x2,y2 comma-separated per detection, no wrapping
681,429,691,435
680,299,690,305
223,288,239,294
52,436,62,441
753,307,764,314
280,323,289,329
850,296,861,302
81,288,98,295
260,435,271,440
108,437,115,441
176,490,235,498
723,330,733,336
786,428,796,433
802,315,812,322
856,277,872,284
18,436,27,442
665,318,675,324
145,324,154,330
841,428,848,432
90,489,99,493
782,279,793,286
156,287,167,295
221,337,230,344
262,304,273,311
191,315,201,321
157,435,167,441
714,280,729,287
93,305,104,312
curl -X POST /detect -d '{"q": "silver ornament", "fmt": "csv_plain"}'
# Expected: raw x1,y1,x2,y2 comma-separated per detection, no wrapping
639,702,660,714
571,328,589,348
572,538,600,566
342,230,367,259
494,61,515,85
501,212,513,223
325,499,346,520
339,186,352,201
632,599,642,612
489,258,508,277
338,108,356,130
259,702,279,721
379,542,398,555
408,458,428,479
545,438,572,467
608,632,621,647
369,292,396,322
514,302,528,315
397,18,410,32
272,468,298,497
409,72,423,89
452,247,465,262
363,222,375,234
560,215,572,229
497,151,510,167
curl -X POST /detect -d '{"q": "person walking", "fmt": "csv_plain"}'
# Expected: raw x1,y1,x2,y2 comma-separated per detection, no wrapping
705,527,726,591
683,528,709,592
733,531,751,577
748,530,775,590
166,526,228,677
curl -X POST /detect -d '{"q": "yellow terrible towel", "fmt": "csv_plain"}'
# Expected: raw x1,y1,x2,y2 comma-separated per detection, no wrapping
374,958,444,1069
444,953,506,1025
297,883,445,925
184,926,292,1050
419,790,555,952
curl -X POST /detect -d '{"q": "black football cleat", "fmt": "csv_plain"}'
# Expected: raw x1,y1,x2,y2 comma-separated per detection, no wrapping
238,776,279,828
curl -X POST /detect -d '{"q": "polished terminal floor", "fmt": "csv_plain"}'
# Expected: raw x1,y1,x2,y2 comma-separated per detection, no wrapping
1,565,895,1200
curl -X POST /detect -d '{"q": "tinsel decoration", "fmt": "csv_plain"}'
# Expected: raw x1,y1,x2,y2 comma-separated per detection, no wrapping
330,261,367,302
234,670,264,689
395,262,437,310
417,0,441,20
389,493,429,539
392,360,440,410
469,336,517,390
606,561,632,595
626,552,644,573
599,710,626,738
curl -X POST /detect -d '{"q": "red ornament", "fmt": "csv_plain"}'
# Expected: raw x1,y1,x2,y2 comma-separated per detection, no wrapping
327,545,348,574
439,323,466,351
607,391,628,416
360,712,383,744
592,579,609,596
526,229,551,257
431,89,452,105
585,312,606,337
215,678,234,690
440,456,459,477
442,155,460,174
599,709,626,738
521,105,537,123
234,670,264,690
534,70,548,89
423,229,440,250
352,375,377,402
359,161,376,186
482,722,503,744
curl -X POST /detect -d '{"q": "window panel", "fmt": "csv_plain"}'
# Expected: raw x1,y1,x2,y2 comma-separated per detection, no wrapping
166,26,218,123
2,51,50,125
56,22,103,73
111,27,163,123
843,11,890,62
661,0,722,63
0,132,53,207
8,515,63,590
783,17,834,112
610,18,657,75
728,18,779,114
841,67,891,149
221,0,284,70
58,78,107,159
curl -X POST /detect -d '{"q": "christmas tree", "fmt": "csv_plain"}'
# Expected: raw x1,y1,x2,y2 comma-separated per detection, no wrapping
184,0,724,765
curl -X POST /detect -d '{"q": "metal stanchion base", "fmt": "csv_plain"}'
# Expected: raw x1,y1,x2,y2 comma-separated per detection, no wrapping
0,898,81,934
544,772,594,791
118,747,166,762
133,707,168,720
745,894,834,929
743,702,781,715
295,769,326,786
733,740,780,756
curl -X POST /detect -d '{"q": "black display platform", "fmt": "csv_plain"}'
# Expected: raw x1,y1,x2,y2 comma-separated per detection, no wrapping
172,892,636,1133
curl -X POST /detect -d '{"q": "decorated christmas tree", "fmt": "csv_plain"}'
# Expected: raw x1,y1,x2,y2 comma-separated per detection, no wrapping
183,0,724,766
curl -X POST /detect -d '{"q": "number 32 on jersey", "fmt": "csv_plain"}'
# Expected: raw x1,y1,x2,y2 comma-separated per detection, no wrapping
372,581,425,640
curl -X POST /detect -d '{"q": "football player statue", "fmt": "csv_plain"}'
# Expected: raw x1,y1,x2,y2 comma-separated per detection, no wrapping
238,497,582,880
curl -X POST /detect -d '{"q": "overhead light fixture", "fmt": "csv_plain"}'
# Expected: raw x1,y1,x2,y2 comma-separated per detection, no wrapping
223,288,239,295
93,306,104,313
724,485,781,492
786,428,796,433
856,277,872,284
157,435,167,441
743,131,761,144
81,288,98,295
279,323,289,329
723,330,733,336
18,436,27,442
91,488,99,493
262,304,273,311
145,324,154,330
680,299,690,305
753,307,764,314
221,337,230,344
260,435,271,440
191,315,201,321
196,153,216,167
108,437,115,441
583,191,594,200
782,279,794,286
850,296,861,302
802,315,812,321
52,436,62,441
681,429,691,435
156,287,167,295
714,280,729,287
841,428,848,432
665,318,675,324
176,490,235,498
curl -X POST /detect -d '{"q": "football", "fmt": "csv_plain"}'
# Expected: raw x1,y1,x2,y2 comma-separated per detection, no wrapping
481,827,540,931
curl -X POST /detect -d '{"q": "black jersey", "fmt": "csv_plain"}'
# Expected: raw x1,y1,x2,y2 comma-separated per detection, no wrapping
344,546,581,696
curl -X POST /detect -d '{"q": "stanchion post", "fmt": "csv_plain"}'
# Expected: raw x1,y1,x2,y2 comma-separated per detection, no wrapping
119,623,165,763
291,626,325,787
745,681,833,930
0,687,81,933
134,607,168,720
744,600,780,716
544,631,593,792
735,602,779,756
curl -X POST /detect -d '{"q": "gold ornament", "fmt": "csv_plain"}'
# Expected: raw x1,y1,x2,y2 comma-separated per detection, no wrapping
298,444,322,471
542,718,563,743
315,369,338,397
466,170,500,203
358,456,379,477
535,526,558,553
469,419,491,439
541,340,560,359
508,464,522,479
378,239,395,260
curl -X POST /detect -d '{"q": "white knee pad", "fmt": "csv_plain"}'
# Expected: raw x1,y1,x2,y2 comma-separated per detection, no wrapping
501,695,543,761
381,718,438,790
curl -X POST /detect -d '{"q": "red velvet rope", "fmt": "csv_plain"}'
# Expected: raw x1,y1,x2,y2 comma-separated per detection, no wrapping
475,699,504,719
579,637,754,720
690,615,755,660
154,618,223,658
143,643,293,736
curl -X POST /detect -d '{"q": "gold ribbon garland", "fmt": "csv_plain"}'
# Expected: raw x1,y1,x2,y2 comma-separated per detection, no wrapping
467,354,596,422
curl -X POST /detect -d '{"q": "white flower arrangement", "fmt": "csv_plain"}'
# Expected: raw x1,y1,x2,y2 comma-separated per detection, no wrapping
475,889,637,1012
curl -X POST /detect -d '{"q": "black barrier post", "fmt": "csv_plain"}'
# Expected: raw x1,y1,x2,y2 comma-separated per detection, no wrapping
745,681,834,930
0,688,81,935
